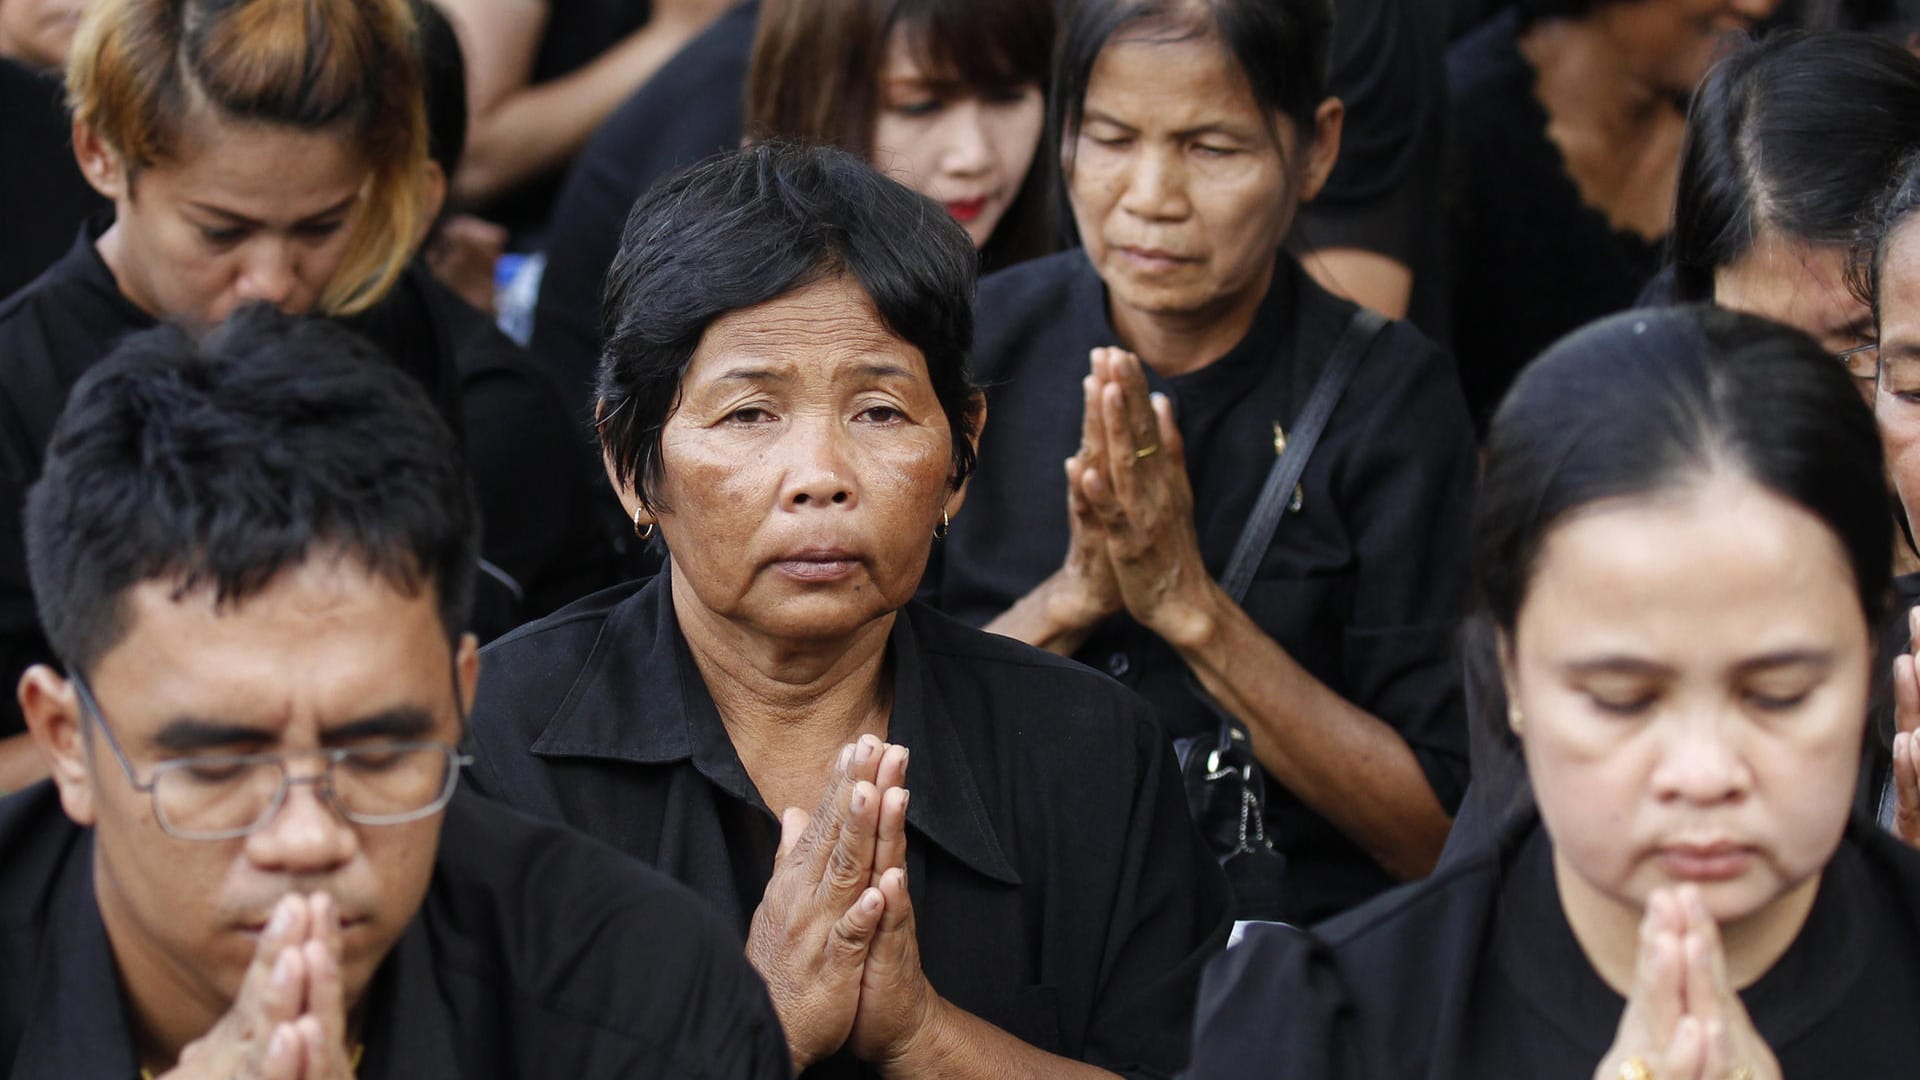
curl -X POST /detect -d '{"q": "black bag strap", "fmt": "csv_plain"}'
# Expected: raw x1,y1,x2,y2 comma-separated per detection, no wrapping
1217,306,1388,603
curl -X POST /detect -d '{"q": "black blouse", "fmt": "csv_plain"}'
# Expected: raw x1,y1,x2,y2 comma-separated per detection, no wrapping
0,783,788,1078
1189,818,1920,1078
0,59,107,304
463,573,1234,1079
1445,7,1666,432
927,250,1478,923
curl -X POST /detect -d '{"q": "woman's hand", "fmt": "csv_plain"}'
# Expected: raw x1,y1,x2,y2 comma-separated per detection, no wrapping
746,737,904,1070
1593,888,1781,1080
1890,608,1920,848
1076,348,1221,650
847,775,945,1069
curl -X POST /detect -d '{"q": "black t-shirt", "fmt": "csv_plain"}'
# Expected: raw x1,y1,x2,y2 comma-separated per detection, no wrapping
0,782,788,1078
0,59,108,305
531,0,759,431
464,572,1235,1079
1190,818,1920,1077
1445,7,1665,432
928,249,1478,923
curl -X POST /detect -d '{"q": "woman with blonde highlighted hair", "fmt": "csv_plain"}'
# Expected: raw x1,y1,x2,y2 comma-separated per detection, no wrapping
0,0,473,790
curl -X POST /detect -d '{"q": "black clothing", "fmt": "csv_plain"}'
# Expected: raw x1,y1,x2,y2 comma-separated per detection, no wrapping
0,60,107,304
531,0,757,431
1446,7,1666,432
464,573,1234,1079
1190,817,1920,1078
928,250,1477,924
476,0,657,242
0,222,613,737
1295,0,1451,340
0,782,788,1079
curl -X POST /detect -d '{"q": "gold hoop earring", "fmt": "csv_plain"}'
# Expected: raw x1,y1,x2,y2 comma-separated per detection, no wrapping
633,508,655,541
933,509,950,540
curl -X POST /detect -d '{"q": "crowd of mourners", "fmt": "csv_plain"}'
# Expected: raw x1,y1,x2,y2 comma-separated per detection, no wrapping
5,0,1920,1077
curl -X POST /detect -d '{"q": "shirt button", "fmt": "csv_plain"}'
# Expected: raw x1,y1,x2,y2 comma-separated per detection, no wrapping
1104,651,1131,678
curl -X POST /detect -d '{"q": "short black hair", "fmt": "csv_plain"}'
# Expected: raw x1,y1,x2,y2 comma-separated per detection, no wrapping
26,308,479,673
1053,0,1335,185
597,141,980,509
1861,150,1920,322
1673,31,1920,301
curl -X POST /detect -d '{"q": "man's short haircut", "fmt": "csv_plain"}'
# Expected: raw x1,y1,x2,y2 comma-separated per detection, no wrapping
597,141,981,511
26,307,479,673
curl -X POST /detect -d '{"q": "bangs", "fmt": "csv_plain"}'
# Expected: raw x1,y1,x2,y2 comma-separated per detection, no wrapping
891,0,1052,93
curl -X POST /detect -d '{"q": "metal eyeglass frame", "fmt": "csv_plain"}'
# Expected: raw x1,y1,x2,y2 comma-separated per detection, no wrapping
68,671,472,841
1837,341,1879,382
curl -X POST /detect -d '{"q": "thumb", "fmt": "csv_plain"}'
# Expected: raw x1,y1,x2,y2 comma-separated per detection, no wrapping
776,807,811,862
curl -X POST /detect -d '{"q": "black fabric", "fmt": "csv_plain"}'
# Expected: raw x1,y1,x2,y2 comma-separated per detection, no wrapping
927,250,1477,924
0,782,789,1078
1293,0,1451,340
476,0,657,242
531,0,758,432
0,59,107,304
1190,816,1920,1077
0,222,613,737
464,572,1234,1080
1445,7,1666,433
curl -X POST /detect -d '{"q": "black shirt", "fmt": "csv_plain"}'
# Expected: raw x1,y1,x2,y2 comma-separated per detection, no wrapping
1445,7,1666,432
928,250,1477,924
464,573,1234,1079
0,782,788,1078
0,60,108,304
531,0,758,431
1190,818,1920,1078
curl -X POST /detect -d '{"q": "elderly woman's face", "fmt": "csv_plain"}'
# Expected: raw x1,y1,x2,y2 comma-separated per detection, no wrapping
1066,33,1316,328
1505,474,1868,931
650,274,963,643
1875,220,1920,531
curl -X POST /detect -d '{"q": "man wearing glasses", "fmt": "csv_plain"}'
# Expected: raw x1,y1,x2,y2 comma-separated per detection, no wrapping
0,311,787,1078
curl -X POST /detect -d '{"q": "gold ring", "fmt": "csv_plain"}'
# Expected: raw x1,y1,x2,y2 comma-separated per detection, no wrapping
1618,1060,1654,1080
1133,444,1159,460
1727,1067,1753,1080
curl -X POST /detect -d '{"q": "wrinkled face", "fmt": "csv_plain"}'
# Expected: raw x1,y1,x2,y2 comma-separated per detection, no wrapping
1715,232,1877,401
57,557,474,1037
0,0,83,69
1602,0,1782,99
82,107,370,328
1506,475,1868,929
1876,221,1920,530
650,275,966,644
869,29,1044,249
1067,33,1312,327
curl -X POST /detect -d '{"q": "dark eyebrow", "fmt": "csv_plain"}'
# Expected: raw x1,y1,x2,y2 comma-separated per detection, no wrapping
715,367,789,384
186,193,359,229
322,707,438,745
856,363,917,382
1730,649,1833,676
1559,656,1674,678
152,720,278,755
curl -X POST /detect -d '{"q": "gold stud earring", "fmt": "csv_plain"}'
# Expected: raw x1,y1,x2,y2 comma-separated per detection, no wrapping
933,509,950,540
1508,703,1524,735
633,508,655,541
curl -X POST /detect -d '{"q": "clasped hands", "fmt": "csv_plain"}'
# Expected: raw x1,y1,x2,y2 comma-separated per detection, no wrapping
1593,887,1780,1080
1887,607,1920,848
1051,347,1218,648
746,733,940,1073
160,892,355,1079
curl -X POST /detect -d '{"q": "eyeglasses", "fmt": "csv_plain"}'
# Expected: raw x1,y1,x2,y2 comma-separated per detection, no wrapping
1837,341,1879,382
70,674,471,841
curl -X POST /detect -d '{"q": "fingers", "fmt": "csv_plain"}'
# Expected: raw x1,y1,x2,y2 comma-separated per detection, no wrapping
259,1023,305,1080
1895,652,1920,737
240,895,310,1030
1151,391,1184,468
873,742,908,796
1632,890,1686,1049
1895,732,1920,845
1664,1015,1707,1080
827,885,886,965
874,786,909,879
818,779,881,904
875,865,913,940
303,893,347,1056
776,806,812,863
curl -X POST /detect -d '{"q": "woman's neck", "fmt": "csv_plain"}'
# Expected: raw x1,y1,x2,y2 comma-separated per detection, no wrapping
670,567,894,810
1552,848,1824,997
1517,17,1686,243
1107,261,1274,378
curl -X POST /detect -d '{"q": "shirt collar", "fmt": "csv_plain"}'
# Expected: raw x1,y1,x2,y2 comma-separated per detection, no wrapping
530,572,1020,885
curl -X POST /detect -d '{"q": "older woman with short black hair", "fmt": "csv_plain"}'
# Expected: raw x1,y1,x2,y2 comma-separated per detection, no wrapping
466,142,1231,1079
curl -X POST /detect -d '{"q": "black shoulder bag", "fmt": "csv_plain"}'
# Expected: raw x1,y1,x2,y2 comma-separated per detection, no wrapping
1172,307,1388,923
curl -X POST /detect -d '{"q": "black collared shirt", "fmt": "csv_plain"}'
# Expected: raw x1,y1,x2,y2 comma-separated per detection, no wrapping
1189,818,1920,1078
0,783,788,1079
464,573,1234,1079
927,250,1478,924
